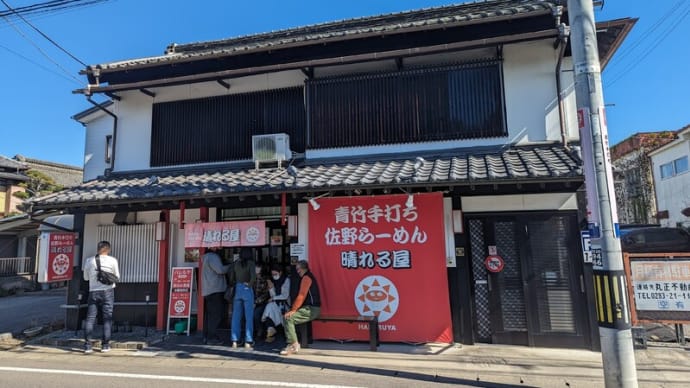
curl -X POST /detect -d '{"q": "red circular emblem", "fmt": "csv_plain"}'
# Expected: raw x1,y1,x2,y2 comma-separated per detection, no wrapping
485,255,505,273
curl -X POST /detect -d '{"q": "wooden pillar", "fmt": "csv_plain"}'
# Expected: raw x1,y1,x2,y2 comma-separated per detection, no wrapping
156,209,170,330
196,206,209,331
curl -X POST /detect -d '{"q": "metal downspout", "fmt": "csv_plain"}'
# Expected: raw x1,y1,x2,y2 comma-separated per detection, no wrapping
86,97,118,175
553,5,571,148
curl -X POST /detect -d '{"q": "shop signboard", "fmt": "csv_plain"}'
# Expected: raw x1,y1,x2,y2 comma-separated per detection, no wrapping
38,232,76,283
167,267,195,335
184,220,266,248
309,193,453,343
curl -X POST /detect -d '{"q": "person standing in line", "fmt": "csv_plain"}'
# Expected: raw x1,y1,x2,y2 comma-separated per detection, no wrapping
281,260,320,356
201,246,230,345
252,262,270,340
229,247,256,348
82,241,120,354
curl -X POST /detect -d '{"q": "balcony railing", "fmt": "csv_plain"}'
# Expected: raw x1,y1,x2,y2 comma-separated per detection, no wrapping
0,257,33,277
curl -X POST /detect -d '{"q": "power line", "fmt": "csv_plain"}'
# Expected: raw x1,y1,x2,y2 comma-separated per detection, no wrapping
0,0,107,19
1,0,87,67
0,12,82,84
0,42,80,84
606,0,682,68
605,2,690,87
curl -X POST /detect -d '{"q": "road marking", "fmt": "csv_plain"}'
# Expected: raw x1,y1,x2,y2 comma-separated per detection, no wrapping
0,366,364,388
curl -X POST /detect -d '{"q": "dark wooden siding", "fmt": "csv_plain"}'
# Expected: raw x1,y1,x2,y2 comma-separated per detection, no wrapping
151,87,305,167
307,62,507,148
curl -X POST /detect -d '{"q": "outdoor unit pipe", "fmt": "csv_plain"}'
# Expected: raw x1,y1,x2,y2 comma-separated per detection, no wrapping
87,97,118,175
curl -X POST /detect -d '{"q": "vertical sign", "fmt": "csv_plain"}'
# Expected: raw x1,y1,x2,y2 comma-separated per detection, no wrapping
309,193,453,343
578,108,601,238
167,267,194,335
47,232,75,282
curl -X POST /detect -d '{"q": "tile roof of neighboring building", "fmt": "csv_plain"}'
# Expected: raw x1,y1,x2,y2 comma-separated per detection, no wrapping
0,155,28,170
14,156,83,188
91,0,556,71
32,144,582,209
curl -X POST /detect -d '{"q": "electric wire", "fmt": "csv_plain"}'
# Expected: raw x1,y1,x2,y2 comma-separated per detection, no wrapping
605,2,690,88
0,42,79,84
1,0,87,67
0,13,82,84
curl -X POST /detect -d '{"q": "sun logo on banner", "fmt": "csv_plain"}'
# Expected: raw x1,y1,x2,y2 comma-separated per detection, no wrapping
354,275,399,322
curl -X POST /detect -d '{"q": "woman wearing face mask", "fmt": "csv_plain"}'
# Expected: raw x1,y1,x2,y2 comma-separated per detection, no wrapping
261,264,291,343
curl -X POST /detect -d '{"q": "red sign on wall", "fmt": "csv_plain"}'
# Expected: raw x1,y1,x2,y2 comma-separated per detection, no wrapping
168,267,194,318
485,255,505,273
184,220,266,248
308,193,453,343
47,233,75,282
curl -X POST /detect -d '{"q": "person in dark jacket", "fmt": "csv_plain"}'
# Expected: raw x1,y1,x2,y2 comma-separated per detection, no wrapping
280,260,320,356
229,247,256,348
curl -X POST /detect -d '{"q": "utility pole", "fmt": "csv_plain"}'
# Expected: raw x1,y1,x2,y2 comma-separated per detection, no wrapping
567,1,638,387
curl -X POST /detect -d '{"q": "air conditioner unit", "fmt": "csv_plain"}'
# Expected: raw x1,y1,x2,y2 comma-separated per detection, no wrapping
252,133,291,169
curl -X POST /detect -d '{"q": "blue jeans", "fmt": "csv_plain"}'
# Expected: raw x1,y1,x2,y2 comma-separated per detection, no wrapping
85,288,114,345
231,283,254,343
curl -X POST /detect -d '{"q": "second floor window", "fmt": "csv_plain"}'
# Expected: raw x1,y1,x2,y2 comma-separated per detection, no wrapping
307,61,507,148
660,156,689,179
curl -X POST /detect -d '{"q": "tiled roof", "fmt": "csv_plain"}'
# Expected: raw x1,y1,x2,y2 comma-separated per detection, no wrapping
15,156,83,188
93,0,555,71
32,145,582,209
0,155,28,170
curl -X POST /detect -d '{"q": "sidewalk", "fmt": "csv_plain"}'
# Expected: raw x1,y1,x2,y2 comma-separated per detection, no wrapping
3,329,688,387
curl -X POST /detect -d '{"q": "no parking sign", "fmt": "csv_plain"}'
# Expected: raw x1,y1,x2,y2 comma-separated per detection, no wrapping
485,255,505,273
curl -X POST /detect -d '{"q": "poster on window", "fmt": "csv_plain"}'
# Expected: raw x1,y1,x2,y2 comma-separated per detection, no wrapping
308,193,453,343
46,232,75,282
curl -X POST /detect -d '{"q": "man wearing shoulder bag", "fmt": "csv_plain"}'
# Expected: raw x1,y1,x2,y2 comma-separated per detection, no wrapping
82,241,120,353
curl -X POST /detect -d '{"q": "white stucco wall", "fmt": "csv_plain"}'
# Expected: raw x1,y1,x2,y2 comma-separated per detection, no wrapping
83,113,114,181
80,39,578,171
651,139,690,227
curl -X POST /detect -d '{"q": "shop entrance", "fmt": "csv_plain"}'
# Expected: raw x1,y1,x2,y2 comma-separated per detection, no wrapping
467,213,590,348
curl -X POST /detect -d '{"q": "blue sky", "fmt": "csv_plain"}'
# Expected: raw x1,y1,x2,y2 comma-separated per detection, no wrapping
0,0,688,167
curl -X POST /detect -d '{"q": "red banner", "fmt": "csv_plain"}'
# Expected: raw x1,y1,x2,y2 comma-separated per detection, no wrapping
47,233,75,282
169,267,194,318
184,220,266,248
309,193,453,343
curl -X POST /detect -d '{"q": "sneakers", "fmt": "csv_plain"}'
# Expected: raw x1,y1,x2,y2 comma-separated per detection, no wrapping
244,342,253,349
280,343,300,356
101,344,111,353
231,341,238,348
83,344,93,354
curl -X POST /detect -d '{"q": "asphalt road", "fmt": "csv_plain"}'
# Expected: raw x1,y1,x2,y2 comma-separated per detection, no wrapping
0,349,463,388
0,289,65,334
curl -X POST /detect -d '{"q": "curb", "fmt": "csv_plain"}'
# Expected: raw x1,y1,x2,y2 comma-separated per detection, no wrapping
39,338,147,350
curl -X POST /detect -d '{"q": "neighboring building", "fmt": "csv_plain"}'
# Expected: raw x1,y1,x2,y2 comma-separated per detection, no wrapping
13,155,83,188
610,132,676,225
33,1,635,350
649,125,690,229
0,156,29,217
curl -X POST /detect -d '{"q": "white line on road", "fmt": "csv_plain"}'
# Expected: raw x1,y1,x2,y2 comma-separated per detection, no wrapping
0,366,365,388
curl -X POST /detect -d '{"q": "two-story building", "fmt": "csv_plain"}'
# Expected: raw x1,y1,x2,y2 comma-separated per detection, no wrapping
610,132,676,225
33,1,635,349
649,125,690,229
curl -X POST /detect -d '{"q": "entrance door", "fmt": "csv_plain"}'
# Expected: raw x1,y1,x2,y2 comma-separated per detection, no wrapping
468,213,590,348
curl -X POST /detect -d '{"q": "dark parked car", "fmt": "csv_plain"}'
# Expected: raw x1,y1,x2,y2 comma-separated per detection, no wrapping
620,227,690,253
